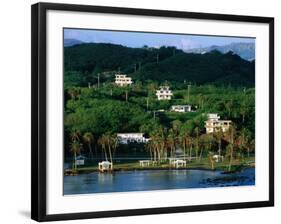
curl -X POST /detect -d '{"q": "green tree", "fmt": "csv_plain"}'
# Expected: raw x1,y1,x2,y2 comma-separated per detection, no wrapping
226,125,236,171
83,132,94,160
70,141,82,171
213,127,224,161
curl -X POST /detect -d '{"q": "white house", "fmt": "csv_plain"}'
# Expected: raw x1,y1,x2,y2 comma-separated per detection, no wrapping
156,86,173,100
115,74,133,86
75,155,86,166
171,105,192,113
117,133,149,144
205,113,232,134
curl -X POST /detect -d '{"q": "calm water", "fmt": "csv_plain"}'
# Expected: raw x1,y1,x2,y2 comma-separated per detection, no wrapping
64,168,255,195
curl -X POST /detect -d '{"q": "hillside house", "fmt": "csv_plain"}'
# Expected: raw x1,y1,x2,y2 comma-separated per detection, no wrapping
115,74,133,86
156,86,173,100
117,133,150,144
171,105,192,113
205,113,232,134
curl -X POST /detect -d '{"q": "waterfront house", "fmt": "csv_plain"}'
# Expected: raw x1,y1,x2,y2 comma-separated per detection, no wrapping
171,105,192,112
117,133,150,144
204,113,232,134
75,155,86,166
156,86,173,100
115,74,133,86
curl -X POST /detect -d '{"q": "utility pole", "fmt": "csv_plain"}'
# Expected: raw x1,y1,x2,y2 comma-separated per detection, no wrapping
187,83,191,102
88,82,91,89
146,97,149,111
97,74,100,89
110,88,113,96
153,111,156,120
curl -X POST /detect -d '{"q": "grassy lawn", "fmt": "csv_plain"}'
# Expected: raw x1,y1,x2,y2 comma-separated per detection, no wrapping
67,156,255,174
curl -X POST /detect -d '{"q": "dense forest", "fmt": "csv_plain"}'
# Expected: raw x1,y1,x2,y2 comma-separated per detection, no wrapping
64,43,255,88
64,43,255,172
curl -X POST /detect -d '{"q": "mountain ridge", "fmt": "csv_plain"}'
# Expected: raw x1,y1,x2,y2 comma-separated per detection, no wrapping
186,42,255,61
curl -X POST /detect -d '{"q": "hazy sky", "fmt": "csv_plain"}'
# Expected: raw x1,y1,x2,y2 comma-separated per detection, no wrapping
64,28,255,50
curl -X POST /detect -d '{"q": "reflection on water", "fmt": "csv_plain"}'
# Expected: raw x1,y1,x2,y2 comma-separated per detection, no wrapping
64,168,255,195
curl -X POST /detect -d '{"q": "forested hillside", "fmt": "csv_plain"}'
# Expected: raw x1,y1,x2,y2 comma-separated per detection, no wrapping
64,43,255,87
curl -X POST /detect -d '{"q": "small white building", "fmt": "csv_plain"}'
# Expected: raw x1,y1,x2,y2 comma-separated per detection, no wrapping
115,74,133,87
117,133,149,144
75,155,86,166
98,161,112,172
171,159,187,168
205,113,232,134
156,86,173,100
139,160,152,167
171,105,192,113
213,155,224,162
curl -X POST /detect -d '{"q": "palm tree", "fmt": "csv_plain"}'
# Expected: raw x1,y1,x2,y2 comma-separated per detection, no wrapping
179,121,194,161
149,133,157,162
226,125,236,171
171,120,182,135
105,134,113,166
213,127,224,161
70,141,82,171
166,129,177,159
198,134,211,161
98,133,119,168
145,141,153,161
188,137,194,161
70,130,80,142
224,99,233,118
240,102,247,123
179,132,189,161
238,128,252,157
111,134,119,160
98,135,108,161
123,86,131,102
149,127,165,163
83,132,94,160
194,127,200,160
107,133,118,167
208,152,215,170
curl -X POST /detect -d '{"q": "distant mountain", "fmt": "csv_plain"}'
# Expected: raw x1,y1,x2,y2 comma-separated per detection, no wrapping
186,42,255,61
64,38,84,47
64,43,255,87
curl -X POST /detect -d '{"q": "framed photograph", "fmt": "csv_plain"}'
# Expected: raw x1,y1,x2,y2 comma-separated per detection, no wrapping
31,2,274,222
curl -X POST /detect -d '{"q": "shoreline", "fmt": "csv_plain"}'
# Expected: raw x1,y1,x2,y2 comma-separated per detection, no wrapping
64,163,255,176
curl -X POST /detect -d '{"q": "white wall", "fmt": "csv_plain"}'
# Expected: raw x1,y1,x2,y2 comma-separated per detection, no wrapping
0,0,279,223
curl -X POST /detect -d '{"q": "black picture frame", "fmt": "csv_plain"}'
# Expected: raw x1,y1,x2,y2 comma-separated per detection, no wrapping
31,2,274,222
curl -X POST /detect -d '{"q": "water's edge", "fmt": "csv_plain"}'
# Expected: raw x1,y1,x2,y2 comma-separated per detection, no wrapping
64,168,255,195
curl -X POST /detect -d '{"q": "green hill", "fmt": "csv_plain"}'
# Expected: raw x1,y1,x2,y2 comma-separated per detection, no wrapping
64,43,255,87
